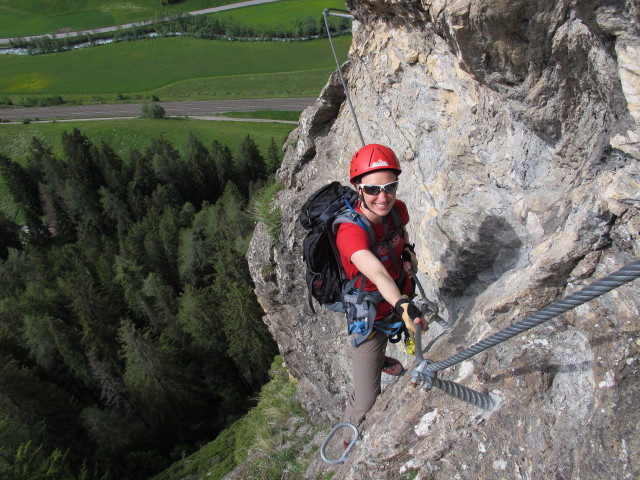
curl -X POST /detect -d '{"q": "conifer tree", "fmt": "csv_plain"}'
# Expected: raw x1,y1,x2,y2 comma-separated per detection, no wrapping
0,154,42,219
62,129,105,191
118,320,193,427
96,141,128,200
177,202,225,286
218,182,253,253
128,148,158,220
219,279,277,390
266,137,281,174
232,135,266,195
186,133,221,207
100,185,132,237
0,211,21,259
148,138,189,201
211,140,232,192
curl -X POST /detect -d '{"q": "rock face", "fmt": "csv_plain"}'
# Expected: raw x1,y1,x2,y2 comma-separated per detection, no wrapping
246,0,640,478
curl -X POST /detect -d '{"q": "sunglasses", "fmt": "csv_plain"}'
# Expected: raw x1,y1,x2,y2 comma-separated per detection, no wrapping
359,181,399,196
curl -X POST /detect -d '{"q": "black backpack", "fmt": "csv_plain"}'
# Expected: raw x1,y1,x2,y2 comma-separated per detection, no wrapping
299,182,410,345
299,182,363,313
299,181,405,308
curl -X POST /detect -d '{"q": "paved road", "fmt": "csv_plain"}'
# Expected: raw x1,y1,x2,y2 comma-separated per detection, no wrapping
0,98,315,123
0,0,284,45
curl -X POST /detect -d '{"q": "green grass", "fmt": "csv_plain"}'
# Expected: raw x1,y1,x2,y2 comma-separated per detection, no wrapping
0,0,249,38
215,0,348,31
249,181,284,242
150,67,340,101
0,117,295,163
0,36,350,101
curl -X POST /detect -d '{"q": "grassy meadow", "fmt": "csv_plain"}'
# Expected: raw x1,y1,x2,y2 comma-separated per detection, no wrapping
0,36,350,102
0,0,349,221
214,0,349,31
0,117,296,163
0,0,348,39
0,0,248,38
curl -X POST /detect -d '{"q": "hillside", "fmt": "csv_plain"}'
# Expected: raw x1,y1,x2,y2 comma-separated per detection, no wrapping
247,0,640,478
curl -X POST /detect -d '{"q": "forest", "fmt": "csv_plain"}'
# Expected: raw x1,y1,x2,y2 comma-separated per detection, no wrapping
0,129,281,479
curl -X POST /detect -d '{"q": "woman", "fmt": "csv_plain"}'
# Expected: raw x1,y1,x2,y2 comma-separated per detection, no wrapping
336,143,428,445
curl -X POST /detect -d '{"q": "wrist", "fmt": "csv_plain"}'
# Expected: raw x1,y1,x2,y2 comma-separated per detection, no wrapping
394,297,410,310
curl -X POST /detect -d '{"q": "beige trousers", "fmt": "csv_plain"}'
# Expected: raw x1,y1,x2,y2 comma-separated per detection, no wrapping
341,331,387,442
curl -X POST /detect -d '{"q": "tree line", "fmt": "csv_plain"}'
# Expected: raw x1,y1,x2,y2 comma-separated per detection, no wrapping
0,129,282,479
8,13,352,55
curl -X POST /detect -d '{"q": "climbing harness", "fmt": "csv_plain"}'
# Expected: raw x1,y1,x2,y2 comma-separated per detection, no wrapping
320,422,359,465
323,8,365,147
410,260,640,410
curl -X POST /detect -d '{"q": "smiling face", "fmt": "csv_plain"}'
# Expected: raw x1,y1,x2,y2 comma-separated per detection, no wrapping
357,169,399,223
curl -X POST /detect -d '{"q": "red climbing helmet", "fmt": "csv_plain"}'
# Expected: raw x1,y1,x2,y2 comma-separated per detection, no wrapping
349,144,402,184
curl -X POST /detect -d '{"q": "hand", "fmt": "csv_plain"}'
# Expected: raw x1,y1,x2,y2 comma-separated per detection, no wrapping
394,297,428,334
401,243,418,273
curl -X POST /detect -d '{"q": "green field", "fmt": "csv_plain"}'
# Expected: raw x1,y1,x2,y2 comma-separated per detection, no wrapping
215,0,348,31
0,36,350,101
0,0,348,39
0,0,248,38
0,117,295,163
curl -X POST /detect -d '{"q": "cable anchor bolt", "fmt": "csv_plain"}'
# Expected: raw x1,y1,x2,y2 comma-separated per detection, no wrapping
409,358,437,390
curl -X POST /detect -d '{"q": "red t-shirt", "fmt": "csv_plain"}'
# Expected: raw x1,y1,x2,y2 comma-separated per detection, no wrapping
335,199,411,319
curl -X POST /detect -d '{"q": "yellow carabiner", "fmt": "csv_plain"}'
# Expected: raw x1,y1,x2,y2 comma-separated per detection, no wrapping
404,332,416,356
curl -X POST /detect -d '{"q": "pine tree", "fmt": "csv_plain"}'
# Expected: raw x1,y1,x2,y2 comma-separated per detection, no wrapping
96,141,128,200
211,140,232,193
219,280,277,390
118,320,192,426
177,203,223,286
186,133,221,207
0,154,42,218
61,129,105,191
177,284,225,353
99,185,132,237
266,137,281,174
0,359,87,469
217,182,253,253
128,148,158,220
231,135,266,195
0,154,50,246
0,211,21,259
148,138,188,201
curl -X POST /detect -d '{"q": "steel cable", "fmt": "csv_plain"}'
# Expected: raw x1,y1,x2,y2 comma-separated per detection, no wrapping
432,378,494,410
323,9,365,147
426,260,640,373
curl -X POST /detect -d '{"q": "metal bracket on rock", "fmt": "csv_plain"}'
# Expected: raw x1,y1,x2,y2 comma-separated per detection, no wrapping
410,322,495,410
413,282,453,333
320,422,359,465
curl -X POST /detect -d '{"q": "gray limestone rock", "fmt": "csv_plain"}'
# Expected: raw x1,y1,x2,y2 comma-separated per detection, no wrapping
246,0,640,478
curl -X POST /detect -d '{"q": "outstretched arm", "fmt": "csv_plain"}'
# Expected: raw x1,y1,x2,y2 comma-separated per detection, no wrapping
350,249,428,331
